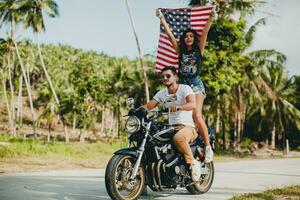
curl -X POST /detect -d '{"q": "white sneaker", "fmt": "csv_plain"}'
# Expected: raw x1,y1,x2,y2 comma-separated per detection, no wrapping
190,159,201,182
205,145,214,163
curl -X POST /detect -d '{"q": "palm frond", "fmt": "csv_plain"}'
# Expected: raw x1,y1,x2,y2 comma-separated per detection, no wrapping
281,99,300,129
244,17,266,45
249,49,286,65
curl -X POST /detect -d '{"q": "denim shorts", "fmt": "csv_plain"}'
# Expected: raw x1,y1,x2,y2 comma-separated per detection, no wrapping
180,77,206,96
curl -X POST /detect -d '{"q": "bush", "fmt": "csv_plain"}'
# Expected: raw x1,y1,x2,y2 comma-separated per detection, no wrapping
240,137,252,149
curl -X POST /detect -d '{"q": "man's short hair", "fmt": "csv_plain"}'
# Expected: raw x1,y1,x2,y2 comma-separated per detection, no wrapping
161,66,177,75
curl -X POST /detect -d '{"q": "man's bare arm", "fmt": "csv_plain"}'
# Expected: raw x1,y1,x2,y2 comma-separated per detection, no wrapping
141,99,159,110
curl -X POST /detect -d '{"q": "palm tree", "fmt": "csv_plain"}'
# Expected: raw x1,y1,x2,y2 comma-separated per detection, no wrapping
230,18,266,150
19,0,59,105
0,38,14,136
125,0,150,103
19,0,69,142
249,52,300,150
0,37,17,136
0,0,36,136
37,98,58,142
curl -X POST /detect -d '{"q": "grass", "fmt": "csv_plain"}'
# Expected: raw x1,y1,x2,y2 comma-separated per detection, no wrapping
215,148,254,158
230,185,300,200
0,134,127,159
0,133,127,173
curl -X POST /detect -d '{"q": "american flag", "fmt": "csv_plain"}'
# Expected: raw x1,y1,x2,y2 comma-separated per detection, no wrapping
155,6,214,72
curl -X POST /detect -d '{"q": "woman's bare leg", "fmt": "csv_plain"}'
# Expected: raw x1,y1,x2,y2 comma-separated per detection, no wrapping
193,93,209,146
193,93,213,162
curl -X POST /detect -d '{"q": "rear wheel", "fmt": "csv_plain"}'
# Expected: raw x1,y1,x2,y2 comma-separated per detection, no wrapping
105,154,145,200
186,161,214,194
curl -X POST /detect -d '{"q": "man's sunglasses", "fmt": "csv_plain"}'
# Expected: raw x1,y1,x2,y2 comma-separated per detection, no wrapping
162,74,172,79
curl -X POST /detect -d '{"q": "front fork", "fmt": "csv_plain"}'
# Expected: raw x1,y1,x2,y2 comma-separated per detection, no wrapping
130,120,151,180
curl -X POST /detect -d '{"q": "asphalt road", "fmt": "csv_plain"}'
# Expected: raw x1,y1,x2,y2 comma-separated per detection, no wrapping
0,158,300,200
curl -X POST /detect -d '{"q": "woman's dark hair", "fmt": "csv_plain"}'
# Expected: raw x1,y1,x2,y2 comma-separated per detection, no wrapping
179,28,200,53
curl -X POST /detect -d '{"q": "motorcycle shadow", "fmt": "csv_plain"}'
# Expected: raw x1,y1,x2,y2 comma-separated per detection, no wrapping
140,188,192,199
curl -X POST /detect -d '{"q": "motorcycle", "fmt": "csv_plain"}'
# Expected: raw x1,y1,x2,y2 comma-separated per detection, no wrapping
105,98,215,200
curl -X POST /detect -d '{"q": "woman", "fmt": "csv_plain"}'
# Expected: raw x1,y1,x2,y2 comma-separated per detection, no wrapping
156,6,217,162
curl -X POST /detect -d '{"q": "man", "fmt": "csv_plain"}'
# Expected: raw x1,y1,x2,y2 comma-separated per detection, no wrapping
142,66,201,181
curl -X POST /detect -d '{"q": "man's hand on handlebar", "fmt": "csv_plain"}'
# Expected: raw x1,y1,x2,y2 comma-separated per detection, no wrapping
169,106,181,113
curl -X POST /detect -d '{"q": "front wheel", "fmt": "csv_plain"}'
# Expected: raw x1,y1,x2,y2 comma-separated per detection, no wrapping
105,154,145,200
186,161,214,194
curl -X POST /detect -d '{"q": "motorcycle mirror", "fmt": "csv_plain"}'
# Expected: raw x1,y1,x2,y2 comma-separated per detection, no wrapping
126,97,135,107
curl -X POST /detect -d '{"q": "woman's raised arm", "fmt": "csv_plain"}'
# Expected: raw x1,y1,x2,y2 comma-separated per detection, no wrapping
156,9,180,55
198,5,218,56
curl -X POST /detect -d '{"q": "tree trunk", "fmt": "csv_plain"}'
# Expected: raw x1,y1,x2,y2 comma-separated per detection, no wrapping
36,37,60,105
233,110,238,148
101,106,105,134
116,116,119,138
7,54,16,136
72,115,77,134
79,128,85,143
271,124,276,149
63,120,69,143
276,103,285,153
222,120,227,150
108,111,114,136
236,85,242,151
215,95,221,137
221,95,227,150
125,0,150,103
17,75,23,136
47,124,51,143
13,40,36,136
2,80,14,135
241,103,246,137
117,98,121,138
236,110,241,150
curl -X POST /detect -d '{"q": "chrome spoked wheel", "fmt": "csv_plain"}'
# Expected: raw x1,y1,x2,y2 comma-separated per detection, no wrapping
186,161,214,194
105,155,145,200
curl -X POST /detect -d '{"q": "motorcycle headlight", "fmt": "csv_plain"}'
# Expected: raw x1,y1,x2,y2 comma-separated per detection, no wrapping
125,116,141,133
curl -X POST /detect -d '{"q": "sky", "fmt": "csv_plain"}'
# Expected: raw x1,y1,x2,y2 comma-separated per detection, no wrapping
0,0,299,76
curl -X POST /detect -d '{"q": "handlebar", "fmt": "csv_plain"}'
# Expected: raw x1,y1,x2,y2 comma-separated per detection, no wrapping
124,107,168,119
148,109,168,120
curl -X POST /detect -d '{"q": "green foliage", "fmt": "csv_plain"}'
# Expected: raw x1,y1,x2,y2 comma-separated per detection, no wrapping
240,137,252,149
202,17,248,96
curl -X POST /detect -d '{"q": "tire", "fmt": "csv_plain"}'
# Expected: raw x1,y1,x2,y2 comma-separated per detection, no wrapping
105,154,145,200
186,161,214,194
